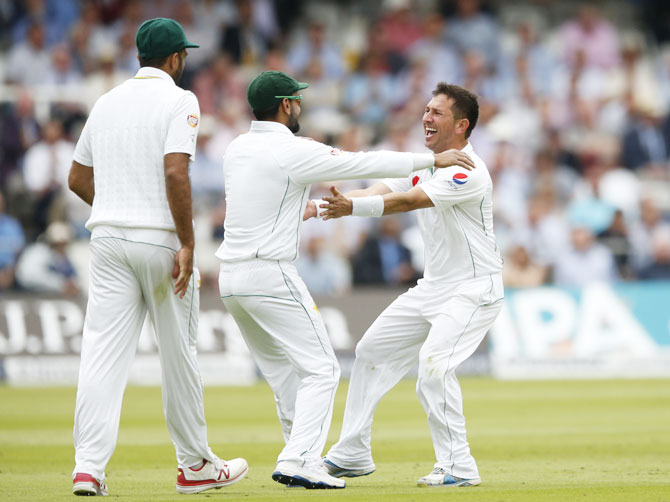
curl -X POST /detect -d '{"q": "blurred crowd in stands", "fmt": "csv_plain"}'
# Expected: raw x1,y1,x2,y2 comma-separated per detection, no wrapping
1,0,670,297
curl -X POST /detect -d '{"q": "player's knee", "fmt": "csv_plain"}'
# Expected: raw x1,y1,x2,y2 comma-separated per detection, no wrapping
417,354,449,391
305,358,340,388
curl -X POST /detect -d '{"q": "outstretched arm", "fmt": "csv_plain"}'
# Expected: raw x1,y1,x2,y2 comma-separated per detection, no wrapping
322,185,433,220
305,182,392,220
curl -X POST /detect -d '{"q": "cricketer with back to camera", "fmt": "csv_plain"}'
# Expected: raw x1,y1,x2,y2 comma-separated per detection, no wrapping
67,17,248,497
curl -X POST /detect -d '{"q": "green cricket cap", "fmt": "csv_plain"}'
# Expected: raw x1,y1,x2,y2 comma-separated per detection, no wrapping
136,18,199,59
247,71,309,111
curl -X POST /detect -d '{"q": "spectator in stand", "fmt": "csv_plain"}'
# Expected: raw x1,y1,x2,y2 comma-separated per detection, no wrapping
409,12,462,95
374,118,425,156
445,0,500,70
22,119,75,235
638,227,670,280
44,42,83,87
204,98,250,163
294,56,348,138
173,0,218,72
557,3,621,70
621,103,670,173
630,198,670,272
287,20,344,81
342,53,397,127
503,19,556,105
530,149,578,205
296,236,352,297
374,0,423,73
601,32,662,137
116,23,141,74
190,115,226,204
513,193,570,267
5,20,51,85
459,49,505,107
11,0,79,47
0,90,40,188
353,217,417,286
15,221,79,295
598,209,633,279
193,54,246,115
502,242,548,288
83,45,133,111
552,225,618,287
68,3,106,75
0,192,25,291
221,0,273,66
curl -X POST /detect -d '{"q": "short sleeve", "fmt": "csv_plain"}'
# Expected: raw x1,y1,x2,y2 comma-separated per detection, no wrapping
164,92,200,160
73,111,94,167
418,166,488,209
381,176,412,193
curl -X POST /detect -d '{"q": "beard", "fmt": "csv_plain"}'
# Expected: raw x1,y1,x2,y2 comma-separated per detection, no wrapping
173,66,184,85
173,62,185,85
287,106,300,133
172,54,185,84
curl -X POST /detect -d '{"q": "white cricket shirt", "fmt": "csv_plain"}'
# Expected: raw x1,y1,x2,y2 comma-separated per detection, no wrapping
73,66,200,232
217,121,432,262
383,142,503,284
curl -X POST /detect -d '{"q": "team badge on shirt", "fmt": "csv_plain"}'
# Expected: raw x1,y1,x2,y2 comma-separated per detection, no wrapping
187,114,199,128
412,175,420,186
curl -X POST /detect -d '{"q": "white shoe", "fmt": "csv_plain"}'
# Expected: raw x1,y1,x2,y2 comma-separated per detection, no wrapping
73,473,109,496
176,457,248,494
323,458,375,478
272,461,346,489
417,467,481,487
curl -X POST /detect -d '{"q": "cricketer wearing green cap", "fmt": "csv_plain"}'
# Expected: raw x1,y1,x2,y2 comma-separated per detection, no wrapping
247,70,309,132
216,69,476,490
133,17,199,86
136,17,200,59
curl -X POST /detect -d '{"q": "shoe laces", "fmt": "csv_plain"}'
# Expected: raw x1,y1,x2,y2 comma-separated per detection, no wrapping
211,457,228,471
431,467,448,475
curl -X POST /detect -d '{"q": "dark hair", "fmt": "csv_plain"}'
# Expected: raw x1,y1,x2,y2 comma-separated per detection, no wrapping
432,83,479,138
139,55,169,68
252,100,282,121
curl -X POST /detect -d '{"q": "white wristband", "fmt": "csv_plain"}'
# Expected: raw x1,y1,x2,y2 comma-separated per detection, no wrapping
351,195,384,217
412,152,435,171
311,199,327,219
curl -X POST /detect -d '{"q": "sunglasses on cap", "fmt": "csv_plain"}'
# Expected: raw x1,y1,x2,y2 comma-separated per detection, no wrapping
275,95,303,104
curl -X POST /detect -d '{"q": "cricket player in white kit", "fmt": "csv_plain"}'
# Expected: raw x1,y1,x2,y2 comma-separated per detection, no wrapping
216,71,476,489
67,18,247,496
321,83,504,487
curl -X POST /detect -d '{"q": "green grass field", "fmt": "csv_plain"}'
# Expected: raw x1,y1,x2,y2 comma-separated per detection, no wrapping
1,379,669,501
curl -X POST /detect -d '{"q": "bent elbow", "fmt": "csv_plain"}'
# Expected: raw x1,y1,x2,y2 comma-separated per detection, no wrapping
67,170,79,193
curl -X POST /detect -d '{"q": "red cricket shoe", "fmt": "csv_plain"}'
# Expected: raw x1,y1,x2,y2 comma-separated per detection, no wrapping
72,473,109,496
176,457,248,494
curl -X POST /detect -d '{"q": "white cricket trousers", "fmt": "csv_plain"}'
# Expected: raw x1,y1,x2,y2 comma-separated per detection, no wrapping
219,259,340,468
73,231,215,480
327,273,504,479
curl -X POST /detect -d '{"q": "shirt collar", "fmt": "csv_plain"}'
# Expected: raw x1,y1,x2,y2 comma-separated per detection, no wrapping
249,121,293,135
461,142,473,154
133,67,175,85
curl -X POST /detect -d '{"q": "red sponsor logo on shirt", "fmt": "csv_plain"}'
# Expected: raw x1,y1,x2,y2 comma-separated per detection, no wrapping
412,176,420,186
